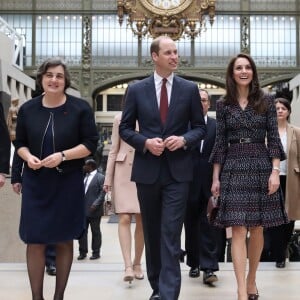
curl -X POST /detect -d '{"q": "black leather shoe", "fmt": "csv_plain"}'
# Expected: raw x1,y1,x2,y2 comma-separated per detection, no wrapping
77,254,87,260
276,261,286,268
149,291,160,300
46,265,56,276
189,267,200,278
203,270,218,284
179,250,186,263
90,254,100,260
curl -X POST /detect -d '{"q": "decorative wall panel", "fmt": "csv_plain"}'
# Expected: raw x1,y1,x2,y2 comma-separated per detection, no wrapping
36,0,82,10
216,0,240,11
0,0,32,10
250,0,296,11
92,0,116,10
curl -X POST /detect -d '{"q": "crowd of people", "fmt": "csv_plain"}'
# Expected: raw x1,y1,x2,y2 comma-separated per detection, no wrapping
0,37,299,300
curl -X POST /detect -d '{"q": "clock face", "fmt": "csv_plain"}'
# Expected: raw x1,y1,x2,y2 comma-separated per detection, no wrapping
141,0,192,15
153,0,181,9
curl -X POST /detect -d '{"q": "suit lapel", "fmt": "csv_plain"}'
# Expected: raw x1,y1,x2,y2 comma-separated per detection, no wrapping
168,76,180,118
144,76,161,121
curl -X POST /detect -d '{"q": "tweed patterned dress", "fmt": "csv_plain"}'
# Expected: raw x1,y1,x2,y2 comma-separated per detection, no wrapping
209,95,288,228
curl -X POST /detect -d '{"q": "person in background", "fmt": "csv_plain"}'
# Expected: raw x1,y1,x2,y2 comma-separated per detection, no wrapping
14,58,98,300
77,159,105,260
103,96,145,283
0,100,11,188
263,98,300,268
183,89,221,285
210,53,288,300
7,97,19,142
119,36,206,300
11,152,57,276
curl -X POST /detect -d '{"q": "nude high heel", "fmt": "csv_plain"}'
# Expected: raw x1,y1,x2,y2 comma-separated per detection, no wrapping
123,266,134,284
133,264,144,280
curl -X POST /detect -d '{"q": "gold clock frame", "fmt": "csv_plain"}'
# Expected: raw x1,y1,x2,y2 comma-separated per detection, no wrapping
117,0,216,40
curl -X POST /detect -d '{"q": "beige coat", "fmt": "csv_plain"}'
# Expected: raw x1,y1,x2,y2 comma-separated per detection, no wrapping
104,113,140,213
285,124,300,220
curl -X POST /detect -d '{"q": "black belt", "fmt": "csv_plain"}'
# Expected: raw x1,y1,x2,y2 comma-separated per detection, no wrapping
229,138,265,144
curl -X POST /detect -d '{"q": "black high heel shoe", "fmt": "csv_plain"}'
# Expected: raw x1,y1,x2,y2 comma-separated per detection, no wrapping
248,292,259,300
248,283,259,300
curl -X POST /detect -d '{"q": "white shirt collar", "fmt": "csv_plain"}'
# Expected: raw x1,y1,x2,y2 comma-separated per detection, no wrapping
154,71,174,86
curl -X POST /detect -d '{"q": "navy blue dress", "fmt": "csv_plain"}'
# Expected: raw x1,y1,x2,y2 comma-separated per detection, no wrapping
19,106,85,244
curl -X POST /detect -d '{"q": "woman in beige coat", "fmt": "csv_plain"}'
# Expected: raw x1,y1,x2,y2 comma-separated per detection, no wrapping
103,112,144,283
264,97,300,268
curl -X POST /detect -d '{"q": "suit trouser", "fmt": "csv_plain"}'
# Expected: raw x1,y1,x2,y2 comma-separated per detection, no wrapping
78,216,102,256
136,160,189,300
184,190,219,271
262,175,295,263
45,244,56,267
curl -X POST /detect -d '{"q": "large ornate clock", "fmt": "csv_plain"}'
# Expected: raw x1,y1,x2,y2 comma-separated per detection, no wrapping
140,0,193,15
117,0,216,40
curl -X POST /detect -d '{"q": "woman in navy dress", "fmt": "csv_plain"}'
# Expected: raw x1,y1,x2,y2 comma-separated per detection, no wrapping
210,53,287,300
14,58,98,300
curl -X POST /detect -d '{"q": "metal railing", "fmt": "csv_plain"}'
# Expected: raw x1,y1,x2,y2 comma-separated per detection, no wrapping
0,16,23,70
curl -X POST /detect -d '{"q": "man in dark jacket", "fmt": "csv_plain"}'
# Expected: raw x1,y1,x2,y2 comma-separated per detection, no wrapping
78,159,106,260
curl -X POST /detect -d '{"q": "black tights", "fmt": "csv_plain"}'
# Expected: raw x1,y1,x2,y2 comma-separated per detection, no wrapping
26,241,73,300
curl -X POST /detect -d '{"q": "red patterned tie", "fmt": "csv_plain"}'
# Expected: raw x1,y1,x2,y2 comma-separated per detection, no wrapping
160,78,168,124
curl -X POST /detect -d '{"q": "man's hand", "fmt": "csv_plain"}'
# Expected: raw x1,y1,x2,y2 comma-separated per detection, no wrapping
164,136,186,151
145,138,165,156
12,183,22,194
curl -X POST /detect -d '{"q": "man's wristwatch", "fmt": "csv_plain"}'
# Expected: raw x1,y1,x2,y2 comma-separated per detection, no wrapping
182,137,187,150
61,151,67,161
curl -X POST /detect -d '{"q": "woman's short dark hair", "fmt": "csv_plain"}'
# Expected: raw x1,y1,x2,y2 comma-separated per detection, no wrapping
36,58,71,92
275,97,292,118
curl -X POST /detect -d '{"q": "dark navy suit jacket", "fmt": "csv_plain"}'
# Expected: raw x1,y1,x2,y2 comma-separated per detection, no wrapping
84,171,106,218
119,75,206,184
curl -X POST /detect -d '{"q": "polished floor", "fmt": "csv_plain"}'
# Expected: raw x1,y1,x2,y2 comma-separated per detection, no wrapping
1,216,300,300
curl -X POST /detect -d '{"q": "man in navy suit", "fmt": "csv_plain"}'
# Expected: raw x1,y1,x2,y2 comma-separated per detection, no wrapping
0,101,11,188
78,159,105,260
119,36,206,300
183,89,226,284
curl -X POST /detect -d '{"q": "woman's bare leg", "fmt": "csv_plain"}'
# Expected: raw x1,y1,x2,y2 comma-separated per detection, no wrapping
231,226,248,300
247,226,263,295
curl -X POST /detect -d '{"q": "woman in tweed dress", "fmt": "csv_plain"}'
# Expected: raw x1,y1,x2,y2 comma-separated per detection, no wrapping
210,53,287,300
